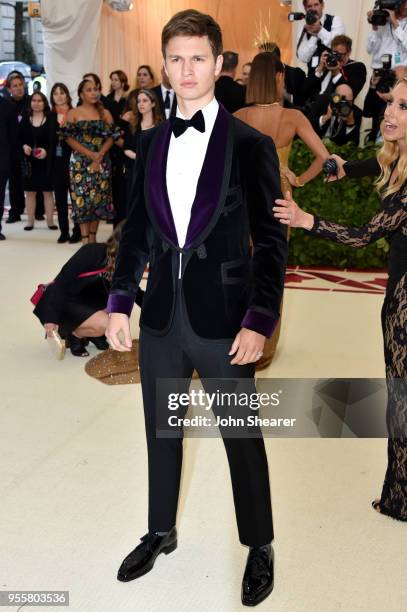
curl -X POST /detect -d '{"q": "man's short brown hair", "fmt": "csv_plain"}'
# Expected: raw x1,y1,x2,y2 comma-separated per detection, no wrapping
161,9,223,59
332,35,352,52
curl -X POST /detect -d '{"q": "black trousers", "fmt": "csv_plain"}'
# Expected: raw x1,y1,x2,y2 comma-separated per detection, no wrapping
139,285,274,547
0,172,7,231
8,161,25,218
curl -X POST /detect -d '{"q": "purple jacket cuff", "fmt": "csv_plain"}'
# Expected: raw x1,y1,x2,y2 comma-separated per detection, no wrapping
241,310,278,338
106,294,134,317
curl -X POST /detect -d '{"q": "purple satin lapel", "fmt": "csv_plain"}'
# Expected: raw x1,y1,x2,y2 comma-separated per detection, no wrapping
147,106,230,249
184,105,229,249
148,122,178,246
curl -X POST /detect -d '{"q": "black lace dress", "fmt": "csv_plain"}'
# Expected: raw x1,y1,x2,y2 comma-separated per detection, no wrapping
310,175,407,521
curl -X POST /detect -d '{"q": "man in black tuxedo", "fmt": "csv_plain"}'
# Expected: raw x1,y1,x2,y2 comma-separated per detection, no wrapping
106,9,287,607
151,67,177,119
214,50,246,113
0,97,18,240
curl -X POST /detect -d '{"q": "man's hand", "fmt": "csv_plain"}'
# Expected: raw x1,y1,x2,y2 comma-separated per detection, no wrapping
343,110,355,126
321,104,333,125
23,144,32,156
316,50,329,74
229,328,266,365
386,9,399,28
106,313,132,352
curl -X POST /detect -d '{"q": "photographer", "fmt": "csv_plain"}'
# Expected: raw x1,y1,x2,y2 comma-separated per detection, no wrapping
304,35,367,102
296,0,345,76
317,83,362,145
366,0,407,68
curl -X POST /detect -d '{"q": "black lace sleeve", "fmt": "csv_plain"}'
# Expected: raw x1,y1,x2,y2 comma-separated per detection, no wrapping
311,195,407,248
343,157,381,178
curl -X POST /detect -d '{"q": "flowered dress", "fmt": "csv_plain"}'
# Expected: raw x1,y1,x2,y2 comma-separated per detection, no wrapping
64,120,120,223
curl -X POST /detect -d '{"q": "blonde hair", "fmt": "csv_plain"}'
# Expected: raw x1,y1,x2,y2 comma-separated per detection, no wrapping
376,76,407,198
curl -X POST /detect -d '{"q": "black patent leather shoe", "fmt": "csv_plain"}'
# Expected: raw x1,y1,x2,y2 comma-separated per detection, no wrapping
241,544,274,606
117,527,177,582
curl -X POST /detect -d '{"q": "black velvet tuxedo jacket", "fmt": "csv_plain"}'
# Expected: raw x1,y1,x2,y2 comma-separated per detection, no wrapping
107,104,288,340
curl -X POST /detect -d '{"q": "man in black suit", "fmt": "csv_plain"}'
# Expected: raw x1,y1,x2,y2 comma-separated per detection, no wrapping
5,73,30,224
0,97,18,240
151,67,177,119
214,50,246,113
106,9,287,607
265,42,307,107
303,35,367,103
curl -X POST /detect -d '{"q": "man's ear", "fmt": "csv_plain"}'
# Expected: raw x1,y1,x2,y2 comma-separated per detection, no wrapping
215,54,223,77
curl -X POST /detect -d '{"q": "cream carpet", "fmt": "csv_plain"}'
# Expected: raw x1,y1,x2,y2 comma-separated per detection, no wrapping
0,220,405,612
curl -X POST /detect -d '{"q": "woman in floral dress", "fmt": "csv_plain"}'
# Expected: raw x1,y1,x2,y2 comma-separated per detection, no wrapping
65,79,120,244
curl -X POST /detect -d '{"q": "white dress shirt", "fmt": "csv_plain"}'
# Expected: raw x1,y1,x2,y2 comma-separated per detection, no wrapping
366,18,407,68
160,84,175,119
297,14,345,66
166,96,219,277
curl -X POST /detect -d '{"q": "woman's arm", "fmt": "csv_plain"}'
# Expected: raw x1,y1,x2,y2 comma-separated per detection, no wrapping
294,111,330,185
273,191,407,247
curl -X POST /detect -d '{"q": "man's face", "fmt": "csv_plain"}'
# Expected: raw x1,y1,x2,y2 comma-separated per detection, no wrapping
164,35,223,103
242,64,251,84
335,85,353,103
304,0,324,18
8,77,25,100
332,43,351,67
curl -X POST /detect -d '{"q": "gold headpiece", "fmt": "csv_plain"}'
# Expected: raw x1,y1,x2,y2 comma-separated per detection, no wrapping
254,8,279,52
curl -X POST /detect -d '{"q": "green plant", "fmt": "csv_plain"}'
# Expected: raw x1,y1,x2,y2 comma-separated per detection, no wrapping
287,140,388,269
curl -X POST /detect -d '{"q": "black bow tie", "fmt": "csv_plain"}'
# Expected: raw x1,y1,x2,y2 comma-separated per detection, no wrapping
170,110,205,138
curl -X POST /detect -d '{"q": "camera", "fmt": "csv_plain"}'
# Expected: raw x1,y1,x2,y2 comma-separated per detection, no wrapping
288,9,319,25
331,93,353,118
326,50,342,68
369,0,404,26
373,54,396,93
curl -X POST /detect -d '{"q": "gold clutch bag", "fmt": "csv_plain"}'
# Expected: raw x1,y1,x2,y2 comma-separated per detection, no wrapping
47,330,66,360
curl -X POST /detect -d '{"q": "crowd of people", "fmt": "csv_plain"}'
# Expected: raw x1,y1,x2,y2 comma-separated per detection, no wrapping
0,65,167,243
1,0,407,244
